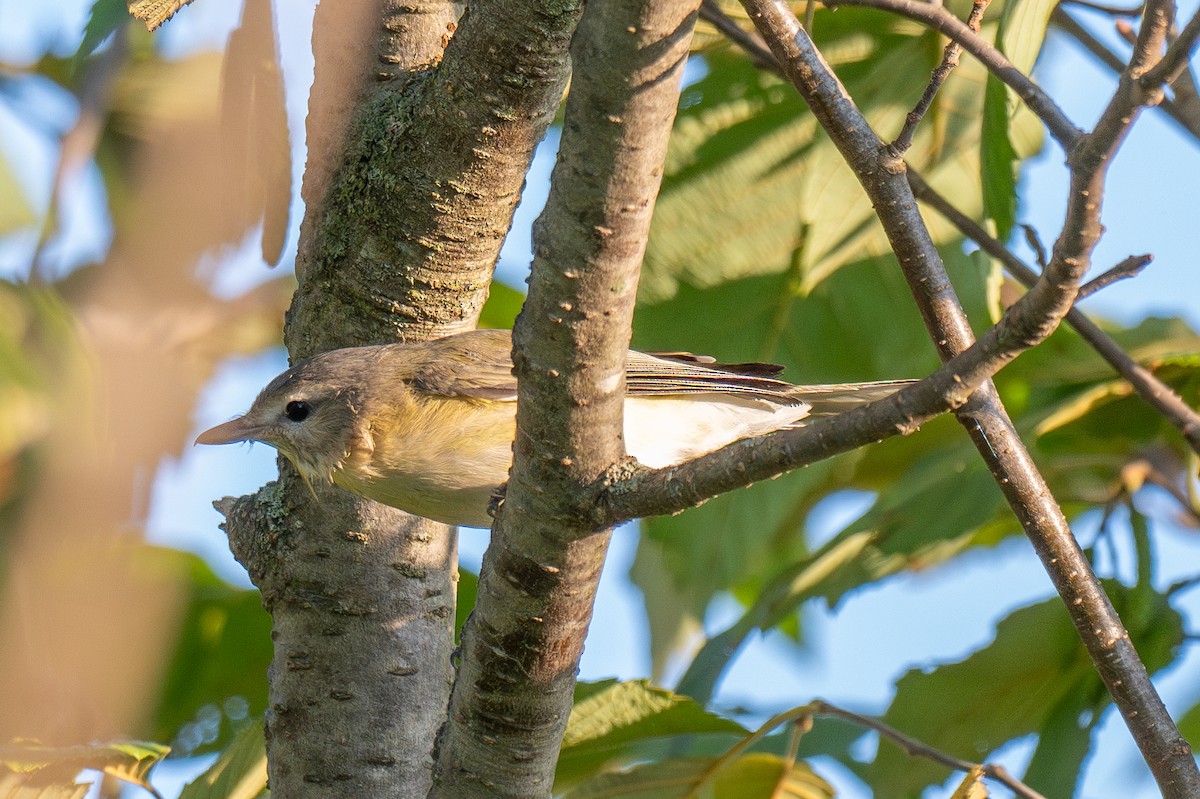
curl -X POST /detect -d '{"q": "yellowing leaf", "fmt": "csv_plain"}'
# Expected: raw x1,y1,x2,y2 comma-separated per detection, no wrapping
949,766,989,799
128,0,196,31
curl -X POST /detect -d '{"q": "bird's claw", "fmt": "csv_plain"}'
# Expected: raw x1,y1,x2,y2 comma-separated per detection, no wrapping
487,483,507,519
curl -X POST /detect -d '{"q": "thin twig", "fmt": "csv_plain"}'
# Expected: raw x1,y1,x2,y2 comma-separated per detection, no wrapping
699,0,782,72
908,170,1200,456
1022,225,1049,270
685,701,1048,799
1076,254,1153,300
808,702,1049,799
1143,5,1200,85
888,0,990,156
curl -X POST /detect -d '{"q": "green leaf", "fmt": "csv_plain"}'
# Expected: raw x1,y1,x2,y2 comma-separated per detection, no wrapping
634,253,997,676
981,76,1018,239
478,280,525,329
1178,697,1200,748
456,567,478,640
178,722,267,799
557,680,746,787
78,0,131,60
0,740,170,798
979,0,1055,238
869,583,1183,797
562,754,833,799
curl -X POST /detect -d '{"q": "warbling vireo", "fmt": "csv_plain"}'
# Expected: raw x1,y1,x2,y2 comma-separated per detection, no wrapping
196,328,908,526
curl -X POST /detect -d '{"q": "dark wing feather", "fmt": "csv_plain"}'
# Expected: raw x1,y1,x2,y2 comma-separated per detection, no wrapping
628,351,914,413
625,351,804,405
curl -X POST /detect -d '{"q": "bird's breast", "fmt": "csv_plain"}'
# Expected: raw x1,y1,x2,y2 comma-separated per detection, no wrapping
333,393,516,527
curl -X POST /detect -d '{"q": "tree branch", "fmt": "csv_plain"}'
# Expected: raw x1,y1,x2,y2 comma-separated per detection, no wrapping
1051,7,1200,140
631,0,1199,793
429,0,701,795
887,0,990,157
821,0,1084,149
907,170,1200,455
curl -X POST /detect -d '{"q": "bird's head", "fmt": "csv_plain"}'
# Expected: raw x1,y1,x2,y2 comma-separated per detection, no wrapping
196,355,365,488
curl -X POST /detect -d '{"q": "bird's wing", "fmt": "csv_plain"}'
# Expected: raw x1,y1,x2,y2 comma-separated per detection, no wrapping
408,330,912,411
625,350,804,405
628,351,915,413
409,329,519,401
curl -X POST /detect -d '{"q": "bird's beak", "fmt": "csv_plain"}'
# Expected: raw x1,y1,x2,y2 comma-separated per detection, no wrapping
195,416,262,446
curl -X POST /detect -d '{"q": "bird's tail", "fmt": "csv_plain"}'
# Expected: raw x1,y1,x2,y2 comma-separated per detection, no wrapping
790,379,915,416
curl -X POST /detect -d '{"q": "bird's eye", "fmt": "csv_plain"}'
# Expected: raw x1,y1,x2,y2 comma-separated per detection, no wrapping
284,400,311,422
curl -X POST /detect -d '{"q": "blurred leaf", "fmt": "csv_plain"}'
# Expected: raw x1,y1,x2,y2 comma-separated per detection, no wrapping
221,0,292,265
144,549,272,755
870,583,1183,797
129,0,196,31
178,722,267,799
0,741,169,798
78,0,131,60
950,766,988,799
478,280,525,330
0,774,89,799
1178,696,1200,748
0,155,35,238
562,754,833,799
557,680,745,787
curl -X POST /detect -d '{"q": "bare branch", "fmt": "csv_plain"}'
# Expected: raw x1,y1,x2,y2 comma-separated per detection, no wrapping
1076,254,1153,300
686,700,1049,799
887,0,991,156
1143,4,1200,84
909,170,1200,484
822,0,1084,149
685,0,1199,793
1022,225,1049,270
1052,8,1200,139
700,0,780,70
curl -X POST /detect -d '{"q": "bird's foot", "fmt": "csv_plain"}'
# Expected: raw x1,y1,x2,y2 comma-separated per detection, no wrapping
487,483,508,519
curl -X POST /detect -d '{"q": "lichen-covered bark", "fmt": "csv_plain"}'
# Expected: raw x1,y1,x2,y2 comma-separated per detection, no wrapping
218,0,586,796
286,0,587,358
429,0,701,795
221,481,454,796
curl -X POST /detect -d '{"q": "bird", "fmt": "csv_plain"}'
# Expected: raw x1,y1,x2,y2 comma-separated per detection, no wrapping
196,328,910,527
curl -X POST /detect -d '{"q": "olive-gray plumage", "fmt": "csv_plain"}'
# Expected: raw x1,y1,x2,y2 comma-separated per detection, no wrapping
196,329,908,526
